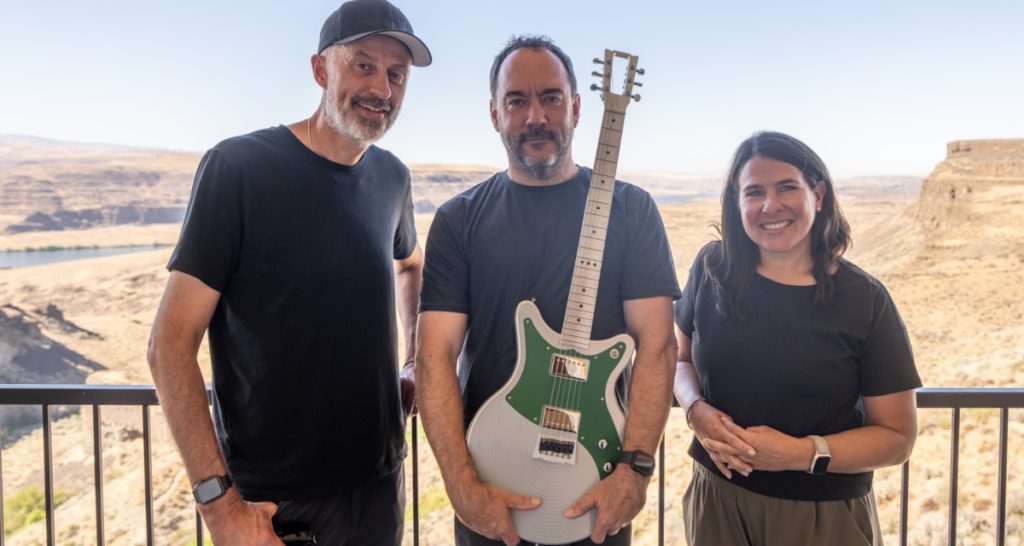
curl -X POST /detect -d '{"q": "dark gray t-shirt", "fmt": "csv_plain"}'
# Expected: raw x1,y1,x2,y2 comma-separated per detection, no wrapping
420,167,681,428
169,125,416,500
676,242,921,501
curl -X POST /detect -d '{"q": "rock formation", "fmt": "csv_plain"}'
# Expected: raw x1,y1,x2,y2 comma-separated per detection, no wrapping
916,139,1024,231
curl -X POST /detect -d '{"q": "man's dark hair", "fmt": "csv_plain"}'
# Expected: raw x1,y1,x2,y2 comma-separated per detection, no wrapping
489,34,578,99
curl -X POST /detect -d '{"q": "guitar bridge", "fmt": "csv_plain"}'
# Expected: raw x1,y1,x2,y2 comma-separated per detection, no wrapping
534,436,577,465
550,354,590,381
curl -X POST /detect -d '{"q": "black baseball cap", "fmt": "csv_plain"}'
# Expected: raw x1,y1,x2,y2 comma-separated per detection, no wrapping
318,0,432,67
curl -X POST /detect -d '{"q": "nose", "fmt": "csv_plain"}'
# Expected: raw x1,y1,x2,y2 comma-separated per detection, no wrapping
762,191,782,212
367,71,393,100
525,98,547,128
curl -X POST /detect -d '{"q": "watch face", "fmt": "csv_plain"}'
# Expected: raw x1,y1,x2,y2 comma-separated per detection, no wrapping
193,477,226,503
810,455,831,475
619,450,656,476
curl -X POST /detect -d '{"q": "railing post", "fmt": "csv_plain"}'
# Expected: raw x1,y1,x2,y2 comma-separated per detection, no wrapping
658,439,665,546
1,413,5,546
412,415,419,546
947,407,959,546
43,404,55,546
93,405,105,546
196,509,204,545
899,460,909,546
996,408,1008,546
143,405,154,546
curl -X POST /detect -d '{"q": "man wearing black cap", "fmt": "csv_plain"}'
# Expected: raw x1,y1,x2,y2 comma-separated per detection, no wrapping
147,1,430,544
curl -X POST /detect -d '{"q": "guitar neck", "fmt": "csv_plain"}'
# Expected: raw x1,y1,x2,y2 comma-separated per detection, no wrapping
560,104,628,352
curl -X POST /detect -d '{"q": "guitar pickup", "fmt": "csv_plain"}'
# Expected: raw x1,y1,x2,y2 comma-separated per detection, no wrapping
550,354,590,381
541,406,581,433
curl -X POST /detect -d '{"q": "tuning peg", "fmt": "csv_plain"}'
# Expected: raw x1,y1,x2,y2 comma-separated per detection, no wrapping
633,81,643,87
591,71,602,78
636,68,645,75
593,57,604,64
590,83,602,91
632,94,641,102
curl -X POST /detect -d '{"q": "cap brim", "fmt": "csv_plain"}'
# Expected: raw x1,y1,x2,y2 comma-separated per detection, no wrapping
332,30,432,67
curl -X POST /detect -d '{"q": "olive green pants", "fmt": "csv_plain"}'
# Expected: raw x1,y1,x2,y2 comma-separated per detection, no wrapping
683,464,882,546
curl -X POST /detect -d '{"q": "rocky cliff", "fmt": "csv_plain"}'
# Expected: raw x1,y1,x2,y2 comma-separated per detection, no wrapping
916,139,1024,231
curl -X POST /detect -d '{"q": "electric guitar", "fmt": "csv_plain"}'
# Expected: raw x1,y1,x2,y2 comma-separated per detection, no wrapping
465,50,644,544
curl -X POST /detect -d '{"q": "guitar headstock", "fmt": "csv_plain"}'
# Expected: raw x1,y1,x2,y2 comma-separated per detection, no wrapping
590,49,643,112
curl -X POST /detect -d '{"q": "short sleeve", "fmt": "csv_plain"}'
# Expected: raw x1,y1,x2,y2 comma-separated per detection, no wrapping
167,149,242,292
393,176,417,260
619,190,681,301
419,207,470,313
858,282,921,396
674,243,711,337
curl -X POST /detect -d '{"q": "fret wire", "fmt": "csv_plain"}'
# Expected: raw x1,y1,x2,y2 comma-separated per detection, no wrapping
564,103,630,341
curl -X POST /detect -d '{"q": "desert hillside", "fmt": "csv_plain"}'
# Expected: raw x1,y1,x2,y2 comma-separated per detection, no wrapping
0,139,1022,544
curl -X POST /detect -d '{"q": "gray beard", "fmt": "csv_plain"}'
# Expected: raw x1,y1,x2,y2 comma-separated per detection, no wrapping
503,128,572,181
323,97,394,145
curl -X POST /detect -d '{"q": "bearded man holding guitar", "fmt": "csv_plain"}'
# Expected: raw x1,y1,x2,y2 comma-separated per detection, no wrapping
417,35,680,546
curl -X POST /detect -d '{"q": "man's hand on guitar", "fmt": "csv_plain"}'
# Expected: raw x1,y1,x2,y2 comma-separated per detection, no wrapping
452,476,540,546
564,465,647,543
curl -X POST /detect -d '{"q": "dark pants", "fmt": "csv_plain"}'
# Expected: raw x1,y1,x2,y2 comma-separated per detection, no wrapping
455,517,631,546
272,468,405,546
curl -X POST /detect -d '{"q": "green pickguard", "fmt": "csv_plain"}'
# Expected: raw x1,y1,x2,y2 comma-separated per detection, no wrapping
505,316,629,479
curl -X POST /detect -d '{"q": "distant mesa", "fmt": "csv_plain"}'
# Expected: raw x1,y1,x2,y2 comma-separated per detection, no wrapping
917,139,1024,231
6,206,186,234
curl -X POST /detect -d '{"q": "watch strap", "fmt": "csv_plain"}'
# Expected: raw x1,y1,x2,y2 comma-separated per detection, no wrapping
808,435,829,457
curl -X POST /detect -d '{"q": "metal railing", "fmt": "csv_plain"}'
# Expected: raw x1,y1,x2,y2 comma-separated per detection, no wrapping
1,385,1022,545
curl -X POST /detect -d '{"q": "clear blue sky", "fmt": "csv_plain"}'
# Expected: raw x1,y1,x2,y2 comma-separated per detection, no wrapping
2,0,1022,176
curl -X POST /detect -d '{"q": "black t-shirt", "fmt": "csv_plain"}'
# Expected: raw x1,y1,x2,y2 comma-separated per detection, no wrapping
675,242,921,501
420,167,681,428
168,125,416,500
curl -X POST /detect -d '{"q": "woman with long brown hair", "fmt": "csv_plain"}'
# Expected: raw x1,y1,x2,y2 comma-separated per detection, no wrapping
674,131,920,545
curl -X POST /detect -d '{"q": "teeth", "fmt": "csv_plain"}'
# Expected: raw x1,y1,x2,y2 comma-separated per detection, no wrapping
762,220,790,230
357,103,388,112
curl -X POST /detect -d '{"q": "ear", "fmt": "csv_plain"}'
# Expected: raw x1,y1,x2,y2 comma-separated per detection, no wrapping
490,99,499,132
813,181,826,211
571,93,581,128
311,54,328,90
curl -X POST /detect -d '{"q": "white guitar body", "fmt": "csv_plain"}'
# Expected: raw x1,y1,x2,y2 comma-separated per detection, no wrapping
467,301,633,544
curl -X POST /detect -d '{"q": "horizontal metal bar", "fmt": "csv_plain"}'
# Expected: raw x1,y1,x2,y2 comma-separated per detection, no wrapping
0,385,210,406
3,385,1020,409
916,388,1024,408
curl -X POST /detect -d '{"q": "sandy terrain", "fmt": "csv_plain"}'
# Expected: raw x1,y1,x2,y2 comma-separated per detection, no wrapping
1,146,1022,544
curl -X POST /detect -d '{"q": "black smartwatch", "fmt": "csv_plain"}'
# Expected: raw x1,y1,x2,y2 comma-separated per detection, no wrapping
193,474,233,504
806,435,832,475
618,450,656,477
